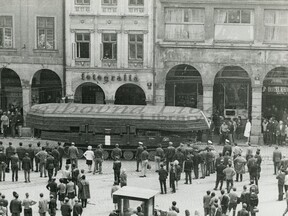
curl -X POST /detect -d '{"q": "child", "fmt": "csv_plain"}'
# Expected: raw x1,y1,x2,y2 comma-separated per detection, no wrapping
83,146,94,173
111,181,120,210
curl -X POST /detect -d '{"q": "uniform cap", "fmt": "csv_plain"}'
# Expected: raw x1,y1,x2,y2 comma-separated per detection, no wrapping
138,142,143,145
208,140,213,144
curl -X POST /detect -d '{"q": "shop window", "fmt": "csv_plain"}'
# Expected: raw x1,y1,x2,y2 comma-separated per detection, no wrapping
214,9,254,42
128,34,143,60
102,0,117,5
102,33,117,59
70,126,80,133
76,33,90,59
129,0,143,5
164,8,205,41
264,10,288,43
75,0,90,5
0,16,13,48
37,17,55,50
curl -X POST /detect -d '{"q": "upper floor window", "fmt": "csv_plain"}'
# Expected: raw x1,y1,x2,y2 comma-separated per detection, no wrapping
129,34,143,60
129,0,143,6
102,33,117,60
102,0,117,5
264,10,288,43
76,33,90,59
0,16,13,48
75,0,90,5
37,17,55,50
164,8,205,41
214,9,254,42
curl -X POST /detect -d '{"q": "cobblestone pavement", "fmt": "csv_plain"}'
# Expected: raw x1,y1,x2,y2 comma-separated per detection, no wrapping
0,137,288,215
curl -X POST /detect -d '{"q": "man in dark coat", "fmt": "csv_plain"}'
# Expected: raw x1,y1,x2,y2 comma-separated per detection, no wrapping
0,149,6,181
51,147,60,176
6,142,15,172
158,164,168,194
135,142,144,172
214,159,225,190
22,153,32,183
94,144,104,174
111,144,122,160
9,192,22,216
16,142,26,170
73,199,83,216
57,142,64,170
26,144,35,171
247,156,258,186
11,153,19,182
192,149,201,179
46,154,55,181
155,144,165,172
220,190,230,215
34,142,41,172
183,157,193,184
273,146,282,175
222,139,232,156
60,198,72,216
169,164,176,193
165,142,175,171
248,188,259,216
237,203,249,216
276,169,285,201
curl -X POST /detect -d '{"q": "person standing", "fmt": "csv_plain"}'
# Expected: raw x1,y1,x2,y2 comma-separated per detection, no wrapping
60,198,72,216
174,160,181,189
183,157,193,184
111,144,122,160
155,144,164,172
38,193,48,216
214,159,226,191
244,119,251,144
169,164,176,193
22,193,36,216
277,120,286,145
72,199,83,216
34,142,42,172
234,154,247,182
46,178,58,201
199,150,207,179
83,146,94,173
246,143,253,161
219,121,229,145
0,149,6,181
113,157,121,184
273,146,282,175
248,188,259,216
220,190,230,216
262,119,268,145
11,152,19,182
6,142,15,172
237,203,249,216
111,181,120,210
247,156,258,186
68,142,79,168
48,195,57,216
223,164,236,192
135,142,144,172
229,188,239,216
57,179,66,206
254,149,262,180
46,154,55,181
36,147,48,178
120,169,127,187
192,148,200,179
165,142,176,172
203,190,211,216
158,164,168,194
66,178,76,206
140,146,149,178
0,141,4,152
16,142,25,170
26,144,35,172
222,139,232,156
78,175,90,208
277,169,285,201
94,145,103,174
233,143,243,160
206,148,214,176
1,112,9,138
173,148,185,169
51,147,60,177
57,142,64,170
9,192,22,216
22,153,32,183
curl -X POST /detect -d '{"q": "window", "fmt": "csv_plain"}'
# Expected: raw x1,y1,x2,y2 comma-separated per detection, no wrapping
75,0,90,5
264,10,288,43
164,8,205,41
128,34,143,60
129,0,143,5
0,16,13,48
102,33,117,60
214,9,254,41
102,0,117,5
37,17,55,50
76,33,90,59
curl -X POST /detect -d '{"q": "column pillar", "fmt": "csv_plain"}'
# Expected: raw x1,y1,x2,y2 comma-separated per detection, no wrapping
250,86,262,145
22,86,31,126
202,84,213,117
105,99,115,104
155,84,165,106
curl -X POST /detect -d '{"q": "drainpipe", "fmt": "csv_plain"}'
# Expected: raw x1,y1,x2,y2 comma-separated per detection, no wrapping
152,0,157,105
62,0,67,99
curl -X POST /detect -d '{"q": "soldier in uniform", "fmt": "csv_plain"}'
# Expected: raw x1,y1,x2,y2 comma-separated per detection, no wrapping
165,142,175,172
22,153,32,183
34,142,41,172
135,142,144,172
6,142,15,172
57,142,65,170
94,145,104,174
111,144,122,161
46,154,55,182
16,142,26,171
26,144,35,171
51,147,60,176
11,152,19,182
155,144,164,172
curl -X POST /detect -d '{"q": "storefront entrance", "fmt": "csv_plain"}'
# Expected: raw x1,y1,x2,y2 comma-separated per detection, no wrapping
114,84,146,105
165,64,203,108
31,69,62,104
0,68,22,112
262,67,288,121
74,82,105,104
213,66,252,120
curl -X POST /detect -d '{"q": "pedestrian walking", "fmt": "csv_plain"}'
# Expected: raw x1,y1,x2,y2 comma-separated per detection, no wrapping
22,193,36,216
78,175,90,208
192,148,201,179
60,198,72,216
155,144,164,172
51,147,60,176
66,178,76,206
214,159,225,191
223,164,236,192
22,153,32,183
94,144,103,174
120,169,127,187
83,146,94,173
9,192,22,216
203,190,211,216
46,178,58,201
68,142,79,168
38,193,48,216
10,152,19,182
26,144,35,171
48,195,57,216
183,157,193,184
247,156,258,186
57,142,64,170
277,169,285,200
273,146,282,175
57,179,66,206
36,147,48,178
234,154,246,182
113,156,121,184
16,142,25,170
111,144,122,160
165,142,175,172
248,188,259,216
220,190,229,216
140,146,149,178
135,142,144,172
72,199,83,216
158,164,168,194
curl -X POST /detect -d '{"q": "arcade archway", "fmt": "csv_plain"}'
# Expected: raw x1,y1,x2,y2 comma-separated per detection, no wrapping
165,64,203,108
262,67,288,121
213,66,252,119
114,84,146,105
0,68,22,112
31,69,62,104
74,82,105,104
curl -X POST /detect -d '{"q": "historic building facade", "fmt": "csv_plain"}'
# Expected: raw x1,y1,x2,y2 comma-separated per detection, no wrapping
154,0,288,143
65,0,154,105
0,0,64,122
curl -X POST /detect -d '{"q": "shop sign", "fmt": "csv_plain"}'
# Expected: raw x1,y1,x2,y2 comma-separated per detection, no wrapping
262,86,288,95
81,73,138,82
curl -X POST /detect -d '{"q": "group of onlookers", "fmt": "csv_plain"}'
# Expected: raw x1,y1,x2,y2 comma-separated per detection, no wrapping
262,117,288,146
0,108,23,138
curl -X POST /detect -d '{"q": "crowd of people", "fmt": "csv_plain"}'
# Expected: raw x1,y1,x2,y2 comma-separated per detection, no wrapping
0,108,23,139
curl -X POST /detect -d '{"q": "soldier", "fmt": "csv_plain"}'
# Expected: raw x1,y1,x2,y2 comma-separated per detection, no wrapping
36,147,48,178
16,142,26,170
135,142,144,172
51,147,60,176
68,142,79,168
173,148,185,169
0,149,7,181
199,150,207,179
206,148,215,176
247,156,258,186
26,144,35,171
222,139,232,156
183,157,193,184
140,146,149,178
273,146,282,175
192,147,201,179
5,142,15,172
155,144,164,172
46,154,55,181
214,159,226,191
34,142,42,172
9,192,22,216
94,144,104,174
11,152,19,182
22,153,32,183
165,142,175,172
57,142,65,170
111,144,122,160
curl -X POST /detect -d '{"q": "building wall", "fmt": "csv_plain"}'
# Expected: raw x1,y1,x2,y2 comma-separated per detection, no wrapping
155,0,288,143
0,0,64,121
65,0,154,104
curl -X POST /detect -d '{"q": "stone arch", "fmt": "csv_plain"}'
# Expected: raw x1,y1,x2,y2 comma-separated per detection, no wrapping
31,69,62,104
74,82,106,104
114,83,146,105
